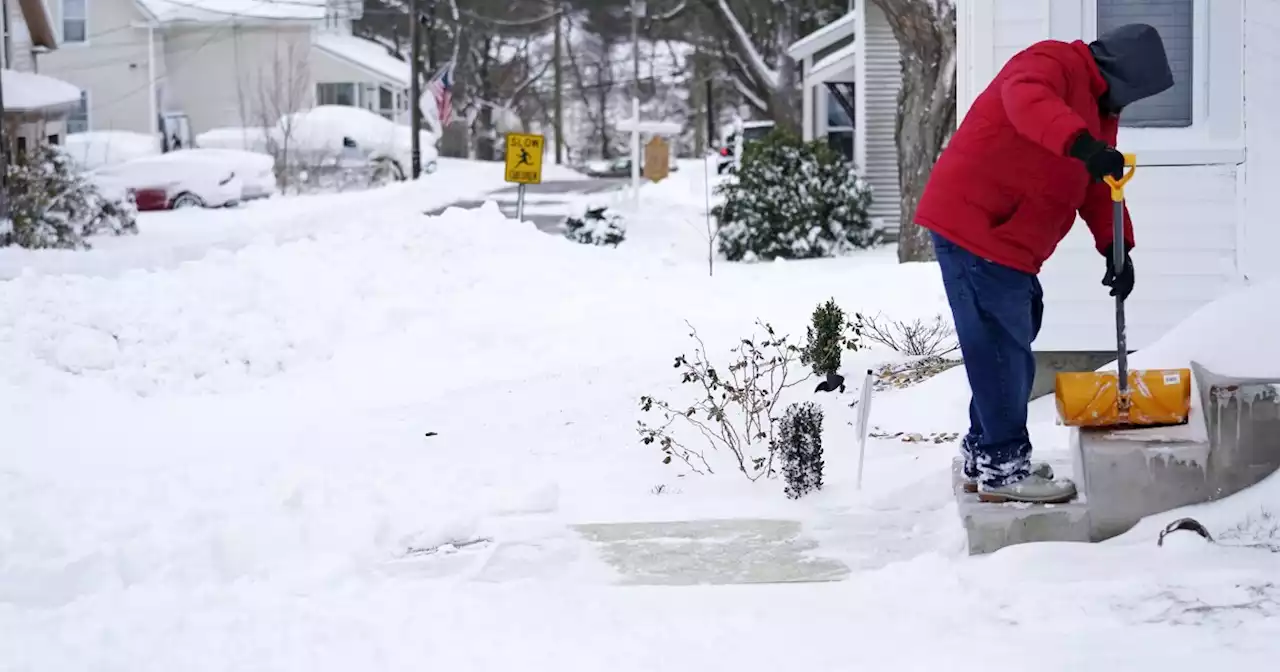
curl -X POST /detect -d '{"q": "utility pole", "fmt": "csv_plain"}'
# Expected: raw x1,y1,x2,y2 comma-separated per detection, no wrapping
2,0,12,69
629,1,642,206
0,0,9,214
552,5,563,164
410,0,423,178
691,16,704,155
426,0,437,73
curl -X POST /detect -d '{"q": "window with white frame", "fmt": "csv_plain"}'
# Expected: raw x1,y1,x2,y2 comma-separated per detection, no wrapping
317,82,356,106
316,82,399,119
823,84,855,162
378,86,395,120
67,92,89,134
62,0,87,44
1096,0,1193,128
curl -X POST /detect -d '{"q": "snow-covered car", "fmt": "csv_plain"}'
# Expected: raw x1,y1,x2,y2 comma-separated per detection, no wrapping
196,106,439,183
63,131,162,170
88,153,243,211
168,148,278,201
716,120,775,174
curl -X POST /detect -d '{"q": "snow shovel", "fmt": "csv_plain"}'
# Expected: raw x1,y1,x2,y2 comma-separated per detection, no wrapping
1054,153,1192,428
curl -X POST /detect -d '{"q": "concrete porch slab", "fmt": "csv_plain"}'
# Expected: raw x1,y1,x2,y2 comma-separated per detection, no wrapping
571,518,851,586
952,458,1092,555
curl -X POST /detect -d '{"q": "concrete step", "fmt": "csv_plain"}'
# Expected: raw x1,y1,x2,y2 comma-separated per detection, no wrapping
957,361,1280,555
952,458,1091,555
1073,362,1280,541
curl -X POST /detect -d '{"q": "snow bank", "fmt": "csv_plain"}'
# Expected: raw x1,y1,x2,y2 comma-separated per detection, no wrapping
1,69,81,111
63,131,162,170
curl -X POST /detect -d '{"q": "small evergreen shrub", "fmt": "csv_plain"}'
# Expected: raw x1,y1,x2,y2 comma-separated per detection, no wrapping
563,205,626,247
713,130,878,262
2,144,138,249
801,298,862,379
777,401,825,499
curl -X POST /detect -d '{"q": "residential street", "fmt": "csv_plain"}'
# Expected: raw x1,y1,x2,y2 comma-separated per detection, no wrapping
425,178,627,233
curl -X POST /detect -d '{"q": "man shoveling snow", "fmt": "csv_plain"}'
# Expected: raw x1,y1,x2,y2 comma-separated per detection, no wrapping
915,24,1175,504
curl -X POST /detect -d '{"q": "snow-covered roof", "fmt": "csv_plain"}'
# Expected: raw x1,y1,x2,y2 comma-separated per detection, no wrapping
1,69,82,113
809,41,859,84
314,33,409,88
135,0,358,23
788,11,857,60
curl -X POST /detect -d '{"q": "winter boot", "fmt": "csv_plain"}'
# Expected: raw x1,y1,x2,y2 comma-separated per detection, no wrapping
977,474,1078,504
961,462,1054,494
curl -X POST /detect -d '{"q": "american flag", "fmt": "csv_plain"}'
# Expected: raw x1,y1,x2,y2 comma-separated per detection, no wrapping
425,61,455,127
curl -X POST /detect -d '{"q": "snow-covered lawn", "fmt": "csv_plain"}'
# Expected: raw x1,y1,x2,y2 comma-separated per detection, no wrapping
2,169,1279,669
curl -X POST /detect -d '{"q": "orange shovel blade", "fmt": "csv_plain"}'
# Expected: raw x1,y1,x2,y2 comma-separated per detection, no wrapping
1054,368,1192,428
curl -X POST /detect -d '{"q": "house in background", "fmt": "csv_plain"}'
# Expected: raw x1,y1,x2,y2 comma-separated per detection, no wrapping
2,0,83,154
4,0,410,144
1,69,84,153
956,0,1273,370
789,1,902,234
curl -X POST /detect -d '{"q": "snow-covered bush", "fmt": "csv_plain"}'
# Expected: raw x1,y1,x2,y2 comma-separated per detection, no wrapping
562,205,626,247
713,130,878,262
777,402,824,499
638,320,811,480
2,144,138,249
801,298,861,379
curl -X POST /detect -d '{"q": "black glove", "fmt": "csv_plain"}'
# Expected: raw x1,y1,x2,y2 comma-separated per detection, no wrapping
1102,242,1135,301
1069,132,1125,182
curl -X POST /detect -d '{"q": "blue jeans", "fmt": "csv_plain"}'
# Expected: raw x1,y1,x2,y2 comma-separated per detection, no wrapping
931,232,1043,489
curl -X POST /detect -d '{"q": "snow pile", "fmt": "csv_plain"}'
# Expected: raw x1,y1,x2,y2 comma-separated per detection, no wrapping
0,202,558,395
63,131,162,170
1,69,81,111
3,185,1279,668
1124,278,1280,376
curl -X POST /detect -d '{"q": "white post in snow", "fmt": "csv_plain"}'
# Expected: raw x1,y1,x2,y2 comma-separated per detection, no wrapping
732,118,744,173
855,369,874,490
147,24,158,137
630,97,641,209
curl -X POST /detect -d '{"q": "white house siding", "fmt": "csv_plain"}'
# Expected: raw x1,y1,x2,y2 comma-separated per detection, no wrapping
4,0,36,71
1240,0,1280,283
857,2,901,233
162,23,314,134
960,0,1245,352
1038,164,1239,350
19,0,161,133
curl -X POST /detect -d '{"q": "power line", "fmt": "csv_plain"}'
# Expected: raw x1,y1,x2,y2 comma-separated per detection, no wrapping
93,21,233,112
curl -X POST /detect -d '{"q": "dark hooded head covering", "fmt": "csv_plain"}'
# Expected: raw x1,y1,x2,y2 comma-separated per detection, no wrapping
1089,23,1175,113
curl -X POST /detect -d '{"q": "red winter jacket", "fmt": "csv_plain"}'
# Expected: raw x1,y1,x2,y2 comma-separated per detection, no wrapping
916,40,1135,274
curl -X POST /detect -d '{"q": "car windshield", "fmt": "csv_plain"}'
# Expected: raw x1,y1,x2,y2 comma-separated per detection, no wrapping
742,125,772,143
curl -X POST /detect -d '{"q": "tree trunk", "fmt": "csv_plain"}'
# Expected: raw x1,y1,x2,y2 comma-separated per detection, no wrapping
871,0,958,263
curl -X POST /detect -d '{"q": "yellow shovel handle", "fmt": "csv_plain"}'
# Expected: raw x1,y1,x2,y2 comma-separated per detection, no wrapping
1104,153,1138,202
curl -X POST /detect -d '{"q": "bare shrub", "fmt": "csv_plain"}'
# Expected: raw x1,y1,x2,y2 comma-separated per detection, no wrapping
638,320,810,481
855,312,958,357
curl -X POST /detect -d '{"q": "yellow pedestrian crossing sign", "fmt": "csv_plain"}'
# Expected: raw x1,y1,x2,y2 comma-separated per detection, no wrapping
504,133,545,185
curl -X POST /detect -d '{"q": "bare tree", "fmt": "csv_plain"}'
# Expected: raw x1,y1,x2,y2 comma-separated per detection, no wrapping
870,0,957,263
235,37,314,193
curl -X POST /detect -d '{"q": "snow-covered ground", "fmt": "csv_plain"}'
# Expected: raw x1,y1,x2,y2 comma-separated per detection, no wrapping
3,162,1280,670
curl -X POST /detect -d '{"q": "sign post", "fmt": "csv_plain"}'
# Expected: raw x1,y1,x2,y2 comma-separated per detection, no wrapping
504,132,545,222
854,369,874,490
